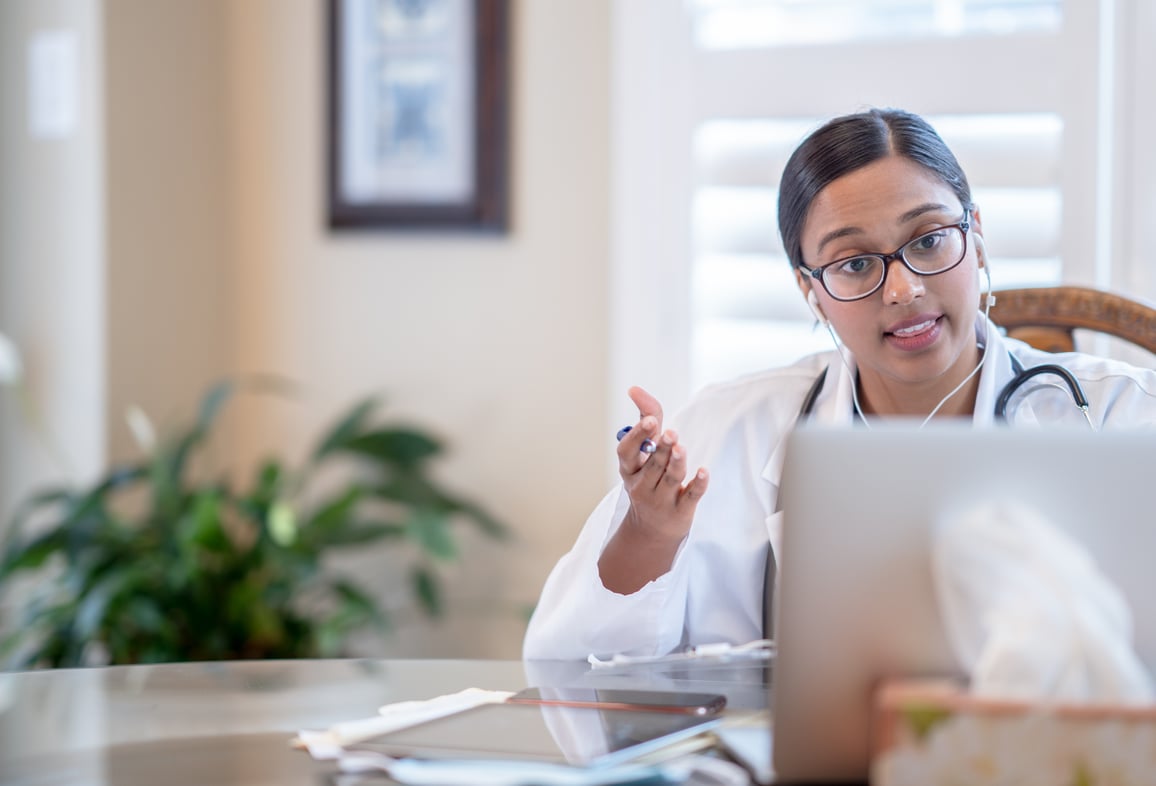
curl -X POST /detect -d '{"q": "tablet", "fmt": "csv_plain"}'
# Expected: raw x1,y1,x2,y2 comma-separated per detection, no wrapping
350,701,722,768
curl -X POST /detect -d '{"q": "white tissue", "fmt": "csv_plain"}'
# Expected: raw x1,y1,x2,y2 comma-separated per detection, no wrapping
932,500,1154,704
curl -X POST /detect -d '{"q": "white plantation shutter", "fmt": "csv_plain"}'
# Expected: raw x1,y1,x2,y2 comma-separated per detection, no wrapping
610,0,1156,436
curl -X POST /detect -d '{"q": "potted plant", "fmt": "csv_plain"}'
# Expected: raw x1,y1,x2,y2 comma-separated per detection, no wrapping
0,378,507,668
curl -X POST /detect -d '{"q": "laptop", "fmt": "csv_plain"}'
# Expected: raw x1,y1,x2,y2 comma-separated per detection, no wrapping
770,423,1156,782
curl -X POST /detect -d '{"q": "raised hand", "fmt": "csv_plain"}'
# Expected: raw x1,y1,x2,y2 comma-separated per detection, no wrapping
599,386,710,594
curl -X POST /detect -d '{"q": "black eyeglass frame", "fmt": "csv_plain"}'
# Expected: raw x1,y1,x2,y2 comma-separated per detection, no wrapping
797,212,972,302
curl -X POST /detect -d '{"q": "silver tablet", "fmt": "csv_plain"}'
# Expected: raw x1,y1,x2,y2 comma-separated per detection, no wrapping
351,701,722,768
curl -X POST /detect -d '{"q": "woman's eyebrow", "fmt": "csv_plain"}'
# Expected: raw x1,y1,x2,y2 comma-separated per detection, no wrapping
897,202,953,223
816,226,864,255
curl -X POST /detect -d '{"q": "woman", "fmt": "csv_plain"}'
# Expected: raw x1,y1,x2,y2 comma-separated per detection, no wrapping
523,108,1156,661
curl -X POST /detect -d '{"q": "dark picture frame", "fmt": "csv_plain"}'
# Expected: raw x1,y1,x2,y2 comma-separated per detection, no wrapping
327,0,509,231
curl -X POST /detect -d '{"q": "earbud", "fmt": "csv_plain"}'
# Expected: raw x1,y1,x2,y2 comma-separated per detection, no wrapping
806,290,829,325
977,237,996,308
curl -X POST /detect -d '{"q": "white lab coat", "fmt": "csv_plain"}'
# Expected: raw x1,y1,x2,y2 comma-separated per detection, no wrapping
523,316,1156,660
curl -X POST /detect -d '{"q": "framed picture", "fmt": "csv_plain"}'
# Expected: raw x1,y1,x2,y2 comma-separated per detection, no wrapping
327,0,509,231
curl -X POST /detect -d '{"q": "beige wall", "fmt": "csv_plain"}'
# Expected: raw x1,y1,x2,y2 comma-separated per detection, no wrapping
104,0,233,457
223,0,611,657
0,0,611,659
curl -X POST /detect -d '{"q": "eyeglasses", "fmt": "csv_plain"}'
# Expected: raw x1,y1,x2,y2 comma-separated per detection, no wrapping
798,214,971,302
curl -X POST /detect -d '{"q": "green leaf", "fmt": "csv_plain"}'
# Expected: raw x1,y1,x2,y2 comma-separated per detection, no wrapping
73,570,130,641
253,461,282,501
315,625,344,659
3,487,75,542
307,521,408,548
341,428,443,466
245,602,287,652
441,495,510,541
99,464,149,493
121,596,169,635
312,397,379,460
59,466,145,543
153,437,199,517
311,580,389,657
0,528,68,580
267,500,298,547
304,486,362,537
374,476,509,542
178,491,232,552
196,379,237,433
406,509,457,561
375,473,439,507
331,579,388,630
411,565,442,617
0,628,26,665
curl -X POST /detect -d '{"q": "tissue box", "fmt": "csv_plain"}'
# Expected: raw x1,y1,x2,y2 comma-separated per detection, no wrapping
871,679,1156,786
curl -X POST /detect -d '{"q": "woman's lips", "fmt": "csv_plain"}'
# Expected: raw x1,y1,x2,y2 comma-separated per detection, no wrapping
884,315,942,351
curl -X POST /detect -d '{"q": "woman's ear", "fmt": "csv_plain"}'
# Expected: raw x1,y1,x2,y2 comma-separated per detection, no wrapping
795,268,829,325
970,205,986,266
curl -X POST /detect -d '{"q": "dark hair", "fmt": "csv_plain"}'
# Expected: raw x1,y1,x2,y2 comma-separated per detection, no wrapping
777,108,972,268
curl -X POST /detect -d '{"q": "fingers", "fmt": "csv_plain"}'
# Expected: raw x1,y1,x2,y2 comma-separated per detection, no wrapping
620,438,709,544
617,415,660,471
647,438,708,501
631,430,699,500
628,386,663,426
639,429,681,489
617,386,664,471
677,468,709,509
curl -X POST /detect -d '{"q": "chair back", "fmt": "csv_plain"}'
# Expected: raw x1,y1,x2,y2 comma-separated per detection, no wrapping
987,286,1156,355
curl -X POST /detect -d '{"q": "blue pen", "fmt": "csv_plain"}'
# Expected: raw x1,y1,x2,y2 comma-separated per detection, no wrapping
616,425,657,454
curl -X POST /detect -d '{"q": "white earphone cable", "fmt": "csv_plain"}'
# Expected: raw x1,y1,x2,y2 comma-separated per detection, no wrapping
917,269,993,427
821,320,873,428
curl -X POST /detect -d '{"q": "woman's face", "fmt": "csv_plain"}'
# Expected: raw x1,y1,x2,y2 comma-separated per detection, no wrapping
796,155,985,408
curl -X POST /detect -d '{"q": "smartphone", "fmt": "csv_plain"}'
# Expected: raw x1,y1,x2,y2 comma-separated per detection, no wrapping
507,686,727,716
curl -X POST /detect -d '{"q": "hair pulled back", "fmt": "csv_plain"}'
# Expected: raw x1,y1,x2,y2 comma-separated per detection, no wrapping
777,108,972,268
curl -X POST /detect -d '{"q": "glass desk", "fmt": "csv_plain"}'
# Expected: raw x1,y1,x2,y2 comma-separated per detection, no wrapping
0,657,774,785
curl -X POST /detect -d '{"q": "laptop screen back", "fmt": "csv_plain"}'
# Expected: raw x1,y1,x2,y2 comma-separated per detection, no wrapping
770,424,1156,782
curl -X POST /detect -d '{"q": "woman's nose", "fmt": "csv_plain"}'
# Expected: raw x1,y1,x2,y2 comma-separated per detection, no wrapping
882,259,925,305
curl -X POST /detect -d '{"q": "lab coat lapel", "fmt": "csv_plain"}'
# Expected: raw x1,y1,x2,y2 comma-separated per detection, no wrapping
760,357,856,506
974,316,1030,426
759,359,854,559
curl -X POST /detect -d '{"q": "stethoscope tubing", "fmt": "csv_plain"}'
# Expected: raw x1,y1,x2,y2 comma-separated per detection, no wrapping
994,355,1090,421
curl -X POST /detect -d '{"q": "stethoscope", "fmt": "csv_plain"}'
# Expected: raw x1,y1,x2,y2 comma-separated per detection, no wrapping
796,352,1094,426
